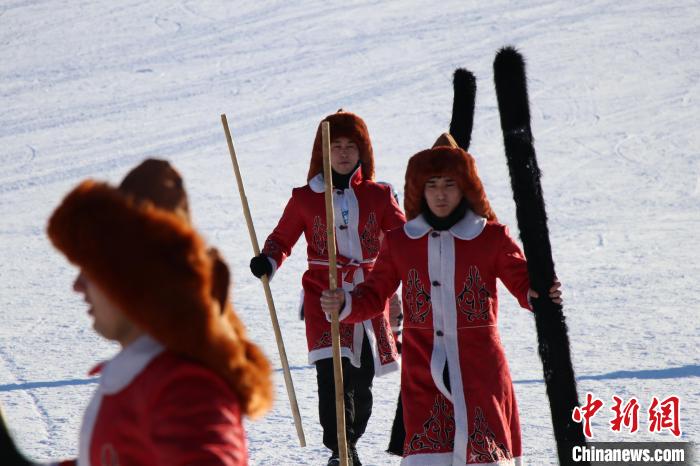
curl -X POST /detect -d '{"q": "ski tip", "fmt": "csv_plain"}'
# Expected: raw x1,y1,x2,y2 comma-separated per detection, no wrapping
492,46,531,135
450,68,476,152
493,45,528,92
453,68,476,91
494,46,526,73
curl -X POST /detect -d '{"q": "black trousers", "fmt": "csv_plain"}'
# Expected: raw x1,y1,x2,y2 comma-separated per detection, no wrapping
315,332,375,452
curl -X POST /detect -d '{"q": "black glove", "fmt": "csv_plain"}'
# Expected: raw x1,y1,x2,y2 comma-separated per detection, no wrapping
249,254,272,278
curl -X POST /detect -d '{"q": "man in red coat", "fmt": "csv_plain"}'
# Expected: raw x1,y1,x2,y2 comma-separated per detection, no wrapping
321,136,561,466
249,111,405,465
44,159,273,465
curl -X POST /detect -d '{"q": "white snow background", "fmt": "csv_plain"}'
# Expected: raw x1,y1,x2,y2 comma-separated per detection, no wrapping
1,1,698,464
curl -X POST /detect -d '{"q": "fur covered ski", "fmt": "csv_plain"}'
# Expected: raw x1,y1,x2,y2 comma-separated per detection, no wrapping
493,46,588,465
386,67,478,457
449,68,477,152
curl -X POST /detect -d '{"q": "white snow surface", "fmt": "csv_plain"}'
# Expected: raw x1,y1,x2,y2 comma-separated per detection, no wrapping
1,1,699,465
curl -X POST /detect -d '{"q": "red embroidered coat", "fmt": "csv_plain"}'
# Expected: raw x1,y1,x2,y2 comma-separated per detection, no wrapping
341,211,531,465
262,167,405,375
59,336,248,466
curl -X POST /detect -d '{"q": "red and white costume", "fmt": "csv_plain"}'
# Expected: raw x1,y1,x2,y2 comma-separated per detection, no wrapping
332,140,534,465
263,166,405,374
341,211,531,465
75,336,247,466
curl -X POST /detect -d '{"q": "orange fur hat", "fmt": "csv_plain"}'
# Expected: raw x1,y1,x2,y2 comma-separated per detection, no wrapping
308,110,375,181
47,159,273,418
404,140,497,222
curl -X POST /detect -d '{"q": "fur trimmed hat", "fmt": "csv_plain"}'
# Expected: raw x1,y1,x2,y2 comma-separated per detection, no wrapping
308,110,375,181
47,159,273,418
404,143,497,222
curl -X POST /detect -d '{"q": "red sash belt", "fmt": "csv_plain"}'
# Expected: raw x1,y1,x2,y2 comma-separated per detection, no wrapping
308,255,375,285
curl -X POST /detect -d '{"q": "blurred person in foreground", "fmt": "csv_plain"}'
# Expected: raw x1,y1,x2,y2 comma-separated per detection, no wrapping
41,159,273,465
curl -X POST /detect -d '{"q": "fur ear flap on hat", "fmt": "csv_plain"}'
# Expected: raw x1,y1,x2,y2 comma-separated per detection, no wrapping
404,146,497,222
308,110,374,181
48,172,273,418
205,248,274,418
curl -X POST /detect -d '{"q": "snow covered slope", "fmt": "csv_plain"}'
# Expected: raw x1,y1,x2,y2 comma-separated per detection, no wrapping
1,1,698,464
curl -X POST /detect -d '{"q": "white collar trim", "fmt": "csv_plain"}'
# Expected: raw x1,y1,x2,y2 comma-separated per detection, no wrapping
308,173,325,193
403,214,432,239
308,165,362,193
99,335,164,394
403,209,487,240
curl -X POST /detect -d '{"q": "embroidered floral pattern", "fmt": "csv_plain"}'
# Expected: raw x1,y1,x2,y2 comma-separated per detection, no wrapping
312,324,354,350
100,443,120,466
262,238,281,257
468,407,512,463
312,215,327,256
456,265,491,321
404,268,431,323
312,331,331,349
360,212,380,257
376,317,398,363
404,393,455,455
339,324,354,347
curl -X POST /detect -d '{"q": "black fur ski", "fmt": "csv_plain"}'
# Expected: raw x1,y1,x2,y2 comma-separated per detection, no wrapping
449,68,477,151
493,46,588,465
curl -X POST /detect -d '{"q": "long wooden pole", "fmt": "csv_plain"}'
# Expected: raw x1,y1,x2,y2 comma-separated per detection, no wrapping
321,122,349,466
220,114,306,447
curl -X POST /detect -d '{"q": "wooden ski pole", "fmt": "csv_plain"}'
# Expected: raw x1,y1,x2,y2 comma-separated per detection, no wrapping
321,121,349,466
220,114,306,447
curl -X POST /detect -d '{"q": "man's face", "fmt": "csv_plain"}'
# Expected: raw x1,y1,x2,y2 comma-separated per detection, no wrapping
424,176,462,218
73,271,140,346
330,137,360,175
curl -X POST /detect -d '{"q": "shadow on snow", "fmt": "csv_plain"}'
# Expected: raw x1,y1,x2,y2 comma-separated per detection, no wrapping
2,365,696,392
0,378,96,392
515,364,700,385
